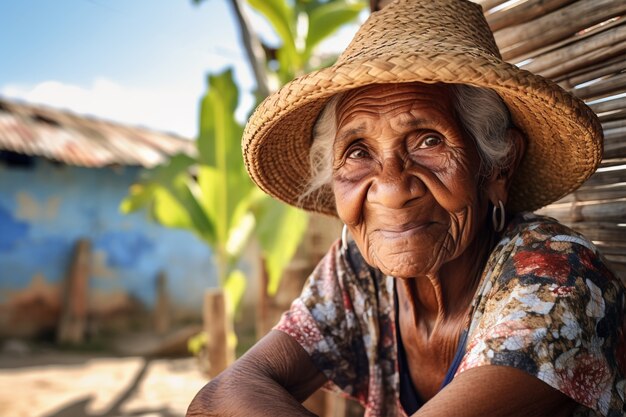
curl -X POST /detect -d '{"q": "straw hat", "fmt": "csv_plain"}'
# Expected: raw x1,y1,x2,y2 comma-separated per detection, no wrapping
242,0,603,216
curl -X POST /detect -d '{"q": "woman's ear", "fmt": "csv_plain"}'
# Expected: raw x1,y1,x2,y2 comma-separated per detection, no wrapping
485,128,526,206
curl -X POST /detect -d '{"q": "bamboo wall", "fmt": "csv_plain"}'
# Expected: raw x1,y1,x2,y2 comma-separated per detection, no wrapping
471,0,626,281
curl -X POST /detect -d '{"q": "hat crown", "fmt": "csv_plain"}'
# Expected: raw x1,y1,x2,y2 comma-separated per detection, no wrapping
338,0,501,65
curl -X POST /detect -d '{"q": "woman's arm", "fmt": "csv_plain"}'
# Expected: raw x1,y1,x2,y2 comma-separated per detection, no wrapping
186,330,328,417
414,365,577,417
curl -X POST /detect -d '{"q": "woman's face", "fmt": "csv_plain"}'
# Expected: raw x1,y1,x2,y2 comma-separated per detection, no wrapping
332,83,491,278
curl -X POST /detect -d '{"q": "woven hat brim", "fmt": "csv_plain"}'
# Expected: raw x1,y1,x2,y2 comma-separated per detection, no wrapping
243,53,602,216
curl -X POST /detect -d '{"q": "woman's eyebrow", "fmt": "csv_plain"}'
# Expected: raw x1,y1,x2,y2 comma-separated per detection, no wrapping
398,117,428,128
334,117,432,147
335,124,367,146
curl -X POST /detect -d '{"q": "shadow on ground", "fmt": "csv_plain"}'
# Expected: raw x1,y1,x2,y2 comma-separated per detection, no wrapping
42,358,183,417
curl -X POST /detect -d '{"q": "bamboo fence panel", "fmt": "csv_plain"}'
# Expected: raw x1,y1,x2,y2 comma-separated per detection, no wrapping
477,0,626,281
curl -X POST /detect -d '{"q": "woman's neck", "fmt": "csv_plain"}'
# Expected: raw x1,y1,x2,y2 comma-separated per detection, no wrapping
397,225,497,337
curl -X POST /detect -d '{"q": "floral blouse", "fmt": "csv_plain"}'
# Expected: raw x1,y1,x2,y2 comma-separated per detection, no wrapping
275,213,626,416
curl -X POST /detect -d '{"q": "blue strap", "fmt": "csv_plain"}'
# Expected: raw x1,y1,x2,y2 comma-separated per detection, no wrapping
439,329,468,389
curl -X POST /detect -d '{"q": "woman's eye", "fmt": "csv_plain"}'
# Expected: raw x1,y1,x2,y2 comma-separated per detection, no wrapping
421,135,442,148
348,148,369,159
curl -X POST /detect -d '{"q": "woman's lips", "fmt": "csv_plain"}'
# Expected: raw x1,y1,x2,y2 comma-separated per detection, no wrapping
377,222,435,238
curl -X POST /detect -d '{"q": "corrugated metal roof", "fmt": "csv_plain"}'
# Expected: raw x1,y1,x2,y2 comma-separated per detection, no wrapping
0,97,196,168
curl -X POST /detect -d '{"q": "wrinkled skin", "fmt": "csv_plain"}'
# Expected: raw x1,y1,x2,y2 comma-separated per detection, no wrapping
332,82,516,399
333,82,491,279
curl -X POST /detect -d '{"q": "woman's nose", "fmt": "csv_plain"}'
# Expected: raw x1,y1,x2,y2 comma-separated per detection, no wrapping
367,157,426,208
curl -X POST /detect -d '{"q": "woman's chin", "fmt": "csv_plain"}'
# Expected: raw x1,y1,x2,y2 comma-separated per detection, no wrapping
366,238,446,278
371,251,441,279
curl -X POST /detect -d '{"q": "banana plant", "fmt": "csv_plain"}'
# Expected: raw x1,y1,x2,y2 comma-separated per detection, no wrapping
122,0,366,358
121,69,308,317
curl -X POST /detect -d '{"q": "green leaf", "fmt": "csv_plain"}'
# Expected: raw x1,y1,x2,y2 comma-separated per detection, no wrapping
304,0,364,59
166,173,217,244
247,0,301,79
255,199,309,294
276,45,299,83
198,69,242,170
151,186,195,230
195,165,230,245
247,0,296,55
120,183,157,214
225,211,256,260
224,269,247,314
197,69,252,243
148,153,196,183
119,154,217,244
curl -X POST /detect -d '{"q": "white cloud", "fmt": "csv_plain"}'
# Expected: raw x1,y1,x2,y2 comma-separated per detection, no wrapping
1,78,200,138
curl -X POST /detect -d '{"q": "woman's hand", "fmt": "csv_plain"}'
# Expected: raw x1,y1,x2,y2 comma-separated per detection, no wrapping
414,365,577,417
186,330,327,417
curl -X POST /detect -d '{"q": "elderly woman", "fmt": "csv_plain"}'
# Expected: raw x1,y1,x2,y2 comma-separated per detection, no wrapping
188,0,625,416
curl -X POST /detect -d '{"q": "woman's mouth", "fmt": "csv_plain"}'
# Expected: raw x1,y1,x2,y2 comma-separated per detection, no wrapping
378,222,435,238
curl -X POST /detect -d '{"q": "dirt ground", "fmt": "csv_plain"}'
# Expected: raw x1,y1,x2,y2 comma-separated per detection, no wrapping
0,345,208,417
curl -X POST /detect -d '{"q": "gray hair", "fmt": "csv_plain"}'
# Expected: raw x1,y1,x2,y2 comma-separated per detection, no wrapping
301,83,514,203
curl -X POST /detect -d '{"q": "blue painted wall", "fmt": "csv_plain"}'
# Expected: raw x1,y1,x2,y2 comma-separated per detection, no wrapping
0,158,216,318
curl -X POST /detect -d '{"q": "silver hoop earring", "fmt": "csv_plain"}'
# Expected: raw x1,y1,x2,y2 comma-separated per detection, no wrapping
492,200,506,233
341,224,349,253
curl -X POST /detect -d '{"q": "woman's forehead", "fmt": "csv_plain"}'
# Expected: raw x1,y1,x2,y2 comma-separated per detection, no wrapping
335,83,455,128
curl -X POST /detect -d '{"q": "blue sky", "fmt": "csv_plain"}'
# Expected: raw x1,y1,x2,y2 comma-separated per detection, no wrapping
0,0,359,138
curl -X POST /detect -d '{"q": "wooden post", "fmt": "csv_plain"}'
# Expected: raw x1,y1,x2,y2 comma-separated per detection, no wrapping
203,288,234,378
154,271,170,335
256,257,269,339
57,238,91,344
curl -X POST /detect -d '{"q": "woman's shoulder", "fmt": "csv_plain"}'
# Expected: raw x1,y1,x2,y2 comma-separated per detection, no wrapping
492,212,621,290
505,212,596,248
464,213,626,416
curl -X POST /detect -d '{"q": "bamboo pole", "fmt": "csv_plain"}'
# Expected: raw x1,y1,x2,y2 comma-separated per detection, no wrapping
538,199,626,222
554,183,626,206
520,24,626,77
474,0,509,13
589,96,626,114
602,119,626,131
585,166,626,186
574,183,626,202
599,109,626,123
604,138,626,159
559,54,626,88
572,73,626,100
486,0,574,32
560,222,626,242
593,242,626,257
599,158,626,168
606,254,626,264
510,18,625,69
494,0,626,61
604,126,626,142
543,43,625,80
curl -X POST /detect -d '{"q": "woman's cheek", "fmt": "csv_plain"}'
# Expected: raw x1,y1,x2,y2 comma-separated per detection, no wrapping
429,157,479,213
332,171,371,226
